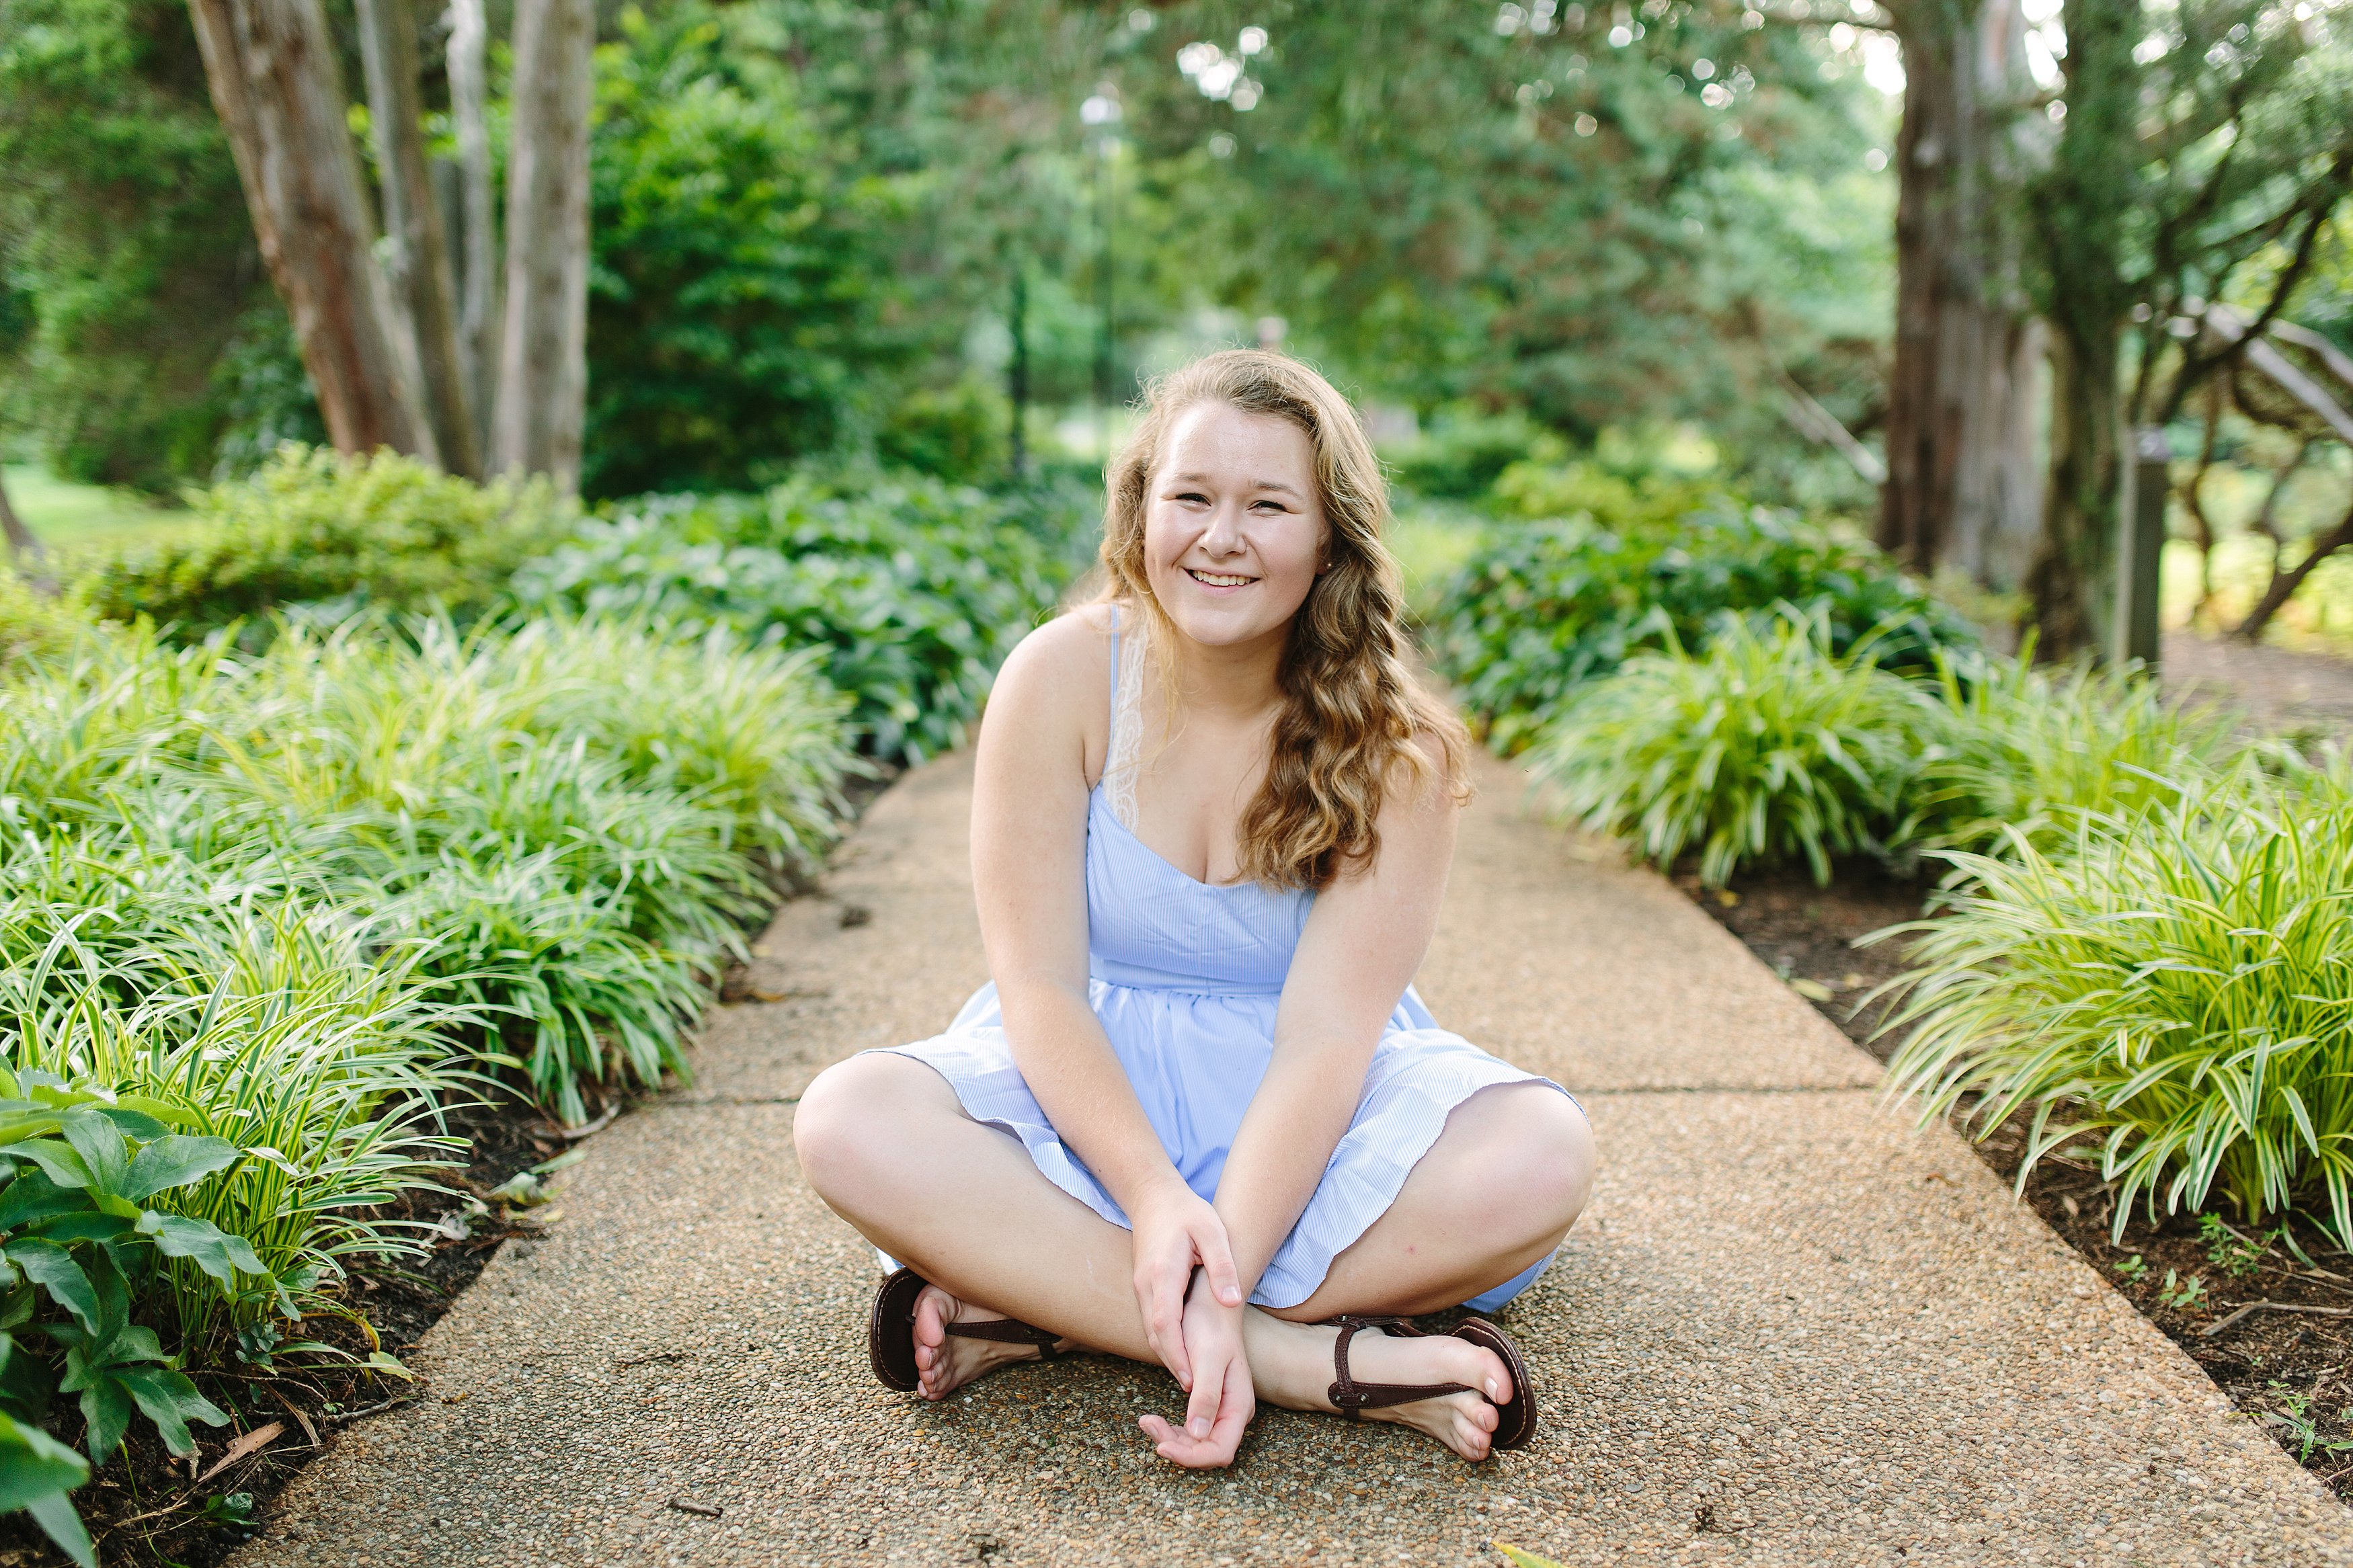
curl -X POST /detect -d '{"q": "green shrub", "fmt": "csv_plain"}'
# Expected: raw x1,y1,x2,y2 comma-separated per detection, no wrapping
1913,649,2243,859
1429,493,1975,752
0,611,854,1120
878,380,1010,485
0,572,87,672
1530,614,1923,887
1879,766,2353,1245
70,446,569,632
1384,405,1565,501
510,472,1089,764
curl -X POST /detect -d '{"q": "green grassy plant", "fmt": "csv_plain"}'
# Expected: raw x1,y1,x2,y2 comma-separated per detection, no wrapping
1913,648,2243,858
1529,614,1923,887
71,446,570,632
1878,766,2353,1245
1429,495,1975,752
509,471,1090,764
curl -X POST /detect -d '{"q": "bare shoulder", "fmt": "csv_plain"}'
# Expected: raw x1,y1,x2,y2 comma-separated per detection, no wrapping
979,606,1115,781
991,605,1112,712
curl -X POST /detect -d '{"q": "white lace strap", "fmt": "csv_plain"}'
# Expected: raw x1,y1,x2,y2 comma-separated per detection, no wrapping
1105,607,1146,833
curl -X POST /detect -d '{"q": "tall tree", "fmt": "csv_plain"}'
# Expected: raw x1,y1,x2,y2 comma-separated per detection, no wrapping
2022,0,2353,656
1878,0,2044,591
494,0,594,491
446,0,498,454
185,0,436,461
354,0,479,476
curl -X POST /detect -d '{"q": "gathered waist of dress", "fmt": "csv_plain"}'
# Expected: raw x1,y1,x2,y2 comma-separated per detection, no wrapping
1088,955,1286,997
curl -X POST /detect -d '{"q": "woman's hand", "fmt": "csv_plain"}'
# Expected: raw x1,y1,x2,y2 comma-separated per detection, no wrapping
1138,1274,1255,1469
1127,1178,1246,1391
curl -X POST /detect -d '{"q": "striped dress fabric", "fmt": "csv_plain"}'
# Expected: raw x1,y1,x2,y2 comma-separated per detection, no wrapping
877,608,1572,1311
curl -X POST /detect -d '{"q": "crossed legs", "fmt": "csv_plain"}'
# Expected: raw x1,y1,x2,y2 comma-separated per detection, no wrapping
793,1051,1593,1461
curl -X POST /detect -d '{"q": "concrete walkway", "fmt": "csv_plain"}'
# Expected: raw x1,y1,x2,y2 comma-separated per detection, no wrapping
241,751,2353,1567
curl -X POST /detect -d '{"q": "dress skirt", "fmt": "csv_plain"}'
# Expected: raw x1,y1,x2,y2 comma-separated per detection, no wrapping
875,977,1577,1312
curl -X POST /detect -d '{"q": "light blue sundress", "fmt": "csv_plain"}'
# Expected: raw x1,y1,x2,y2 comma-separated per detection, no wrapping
879,610,1574,1311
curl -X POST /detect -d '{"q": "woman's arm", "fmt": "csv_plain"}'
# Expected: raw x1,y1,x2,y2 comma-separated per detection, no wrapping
971,617,1246,1389
1215,759,1461,1294
1144,757,1459,1469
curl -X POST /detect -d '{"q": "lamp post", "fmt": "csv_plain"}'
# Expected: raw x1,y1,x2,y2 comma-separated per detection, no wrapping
1080,87,1123,456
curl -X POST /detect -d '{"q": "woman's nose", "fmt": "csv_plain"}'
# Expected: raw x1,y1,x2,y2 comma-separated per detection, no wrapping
1199,501,1246,556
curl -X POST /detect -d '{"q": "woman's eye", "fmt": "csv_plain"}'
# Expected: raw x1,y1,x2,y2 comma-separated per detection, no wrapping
1173,491,1209,505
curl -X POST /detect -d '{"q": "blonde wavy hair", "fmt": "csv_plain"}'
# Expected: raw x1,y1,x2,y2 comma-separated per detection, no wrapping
1098,349,1470,891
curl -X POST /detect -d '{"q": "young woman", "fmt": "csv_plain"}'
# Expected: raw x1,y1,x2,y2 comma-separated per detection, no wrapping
794,350,1594,1469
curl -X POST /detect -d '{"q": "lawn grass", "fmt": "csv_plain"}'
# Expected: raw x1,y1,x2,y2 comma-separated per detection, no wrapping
3,463,194,554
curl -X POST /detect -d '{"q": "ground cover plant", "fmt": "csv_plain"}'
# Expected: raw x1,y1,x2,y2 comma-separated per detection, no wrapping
1531,614,1921,889
1427,474,1975,752
71,446,571,633
1878,760,2353,1246
0,598,855,1553
509,469,1093,764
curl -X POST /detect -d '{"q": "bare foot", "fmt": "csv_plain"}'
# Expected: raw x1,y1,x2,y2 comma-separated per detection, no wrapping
909,1284,1072,1401
1247,1317,1513,1460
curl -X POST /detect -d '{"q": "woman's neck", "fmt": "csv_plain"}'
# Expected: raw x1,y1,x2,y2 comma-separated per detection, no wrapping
1158,614,1288,725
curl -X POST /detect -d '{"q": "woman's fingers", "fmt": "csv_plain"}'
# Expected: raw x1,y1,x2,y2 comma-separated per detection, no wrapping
1140,1353,1254,1469
1182,1340,1226,1440
1191,1216,1246,1309
1139,1249,1193,1389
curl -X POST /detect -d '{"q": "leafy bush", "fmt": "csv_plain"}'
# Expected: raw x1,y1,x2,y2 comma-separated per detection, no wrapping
71,446,570,632
0,612,854,1120
1880,766,2353,1245
1531,614,1922,887
584,5,900,497
1429,491,1976,752
1384,405,1565,501
510,472,1090,764
1911,648,2243,858
0,571,85,671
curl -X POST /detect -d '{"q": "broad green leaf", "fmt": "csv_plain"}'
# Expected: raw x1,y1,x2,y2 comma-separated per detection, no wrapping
9,1142,93,1192
55,1116,128,1200
73,1376,131,1463
122,1136,239,1202
0,1415,93,1568
0,1171,92,1233
2,1243,96,1336
22,1489,96,1568
136,1213,266,1292
115,1367,227,1456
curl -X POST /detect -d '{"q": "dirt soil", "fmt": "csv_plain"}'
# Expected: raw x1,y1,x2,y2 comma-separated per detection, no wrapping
1689,858,2353,1500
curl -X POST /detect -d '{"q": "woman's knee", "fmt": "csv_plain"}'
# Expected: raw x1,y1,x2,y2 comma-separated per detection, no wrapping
1476,1085,1595,1238
793,1052,917,1200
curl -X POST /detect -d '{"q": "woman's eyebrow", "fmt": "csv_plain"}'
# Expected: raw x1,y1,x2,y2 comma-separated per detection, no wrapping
1167,471,1306,499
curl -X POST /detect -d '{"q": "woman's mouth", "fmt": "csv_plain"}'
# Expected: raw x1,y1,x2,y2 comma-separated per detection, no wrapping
1185,569,1255,588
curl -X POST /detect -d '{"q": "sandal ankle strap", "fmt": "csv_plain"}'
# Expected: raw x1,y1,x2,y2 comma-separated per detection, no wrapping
946,1318,1066,1356
1327,1317,1471,1417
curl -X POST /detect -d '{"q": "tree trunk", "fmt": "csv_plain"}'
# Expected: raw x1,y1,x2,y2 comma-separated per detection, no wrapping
493,0,594,492
186,0,437,462
0,469,48,568
1878,0,2043,594
2024,315,2123,657
355,0,479,477
2020,0,2140,659
446,0,500,458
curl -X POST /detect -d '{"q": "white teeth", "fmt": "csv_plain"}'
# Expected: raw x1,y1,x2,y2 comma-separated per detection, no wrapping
1188,570,1252,586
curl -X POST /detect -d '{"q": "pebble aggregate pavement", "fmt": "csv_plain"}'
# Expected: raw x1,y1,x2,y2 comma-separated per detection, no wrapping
234,750,2353,1567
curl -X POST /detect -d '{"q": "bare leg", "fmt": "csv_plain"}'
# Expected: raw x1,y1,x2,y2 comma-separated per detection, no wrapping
793,1055,1593,1460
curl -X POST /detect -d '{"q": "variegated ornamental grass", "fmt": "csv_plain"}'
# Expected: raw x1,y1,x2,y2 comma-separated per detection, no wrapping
1878,766,2353,1243
1531,613,1921,888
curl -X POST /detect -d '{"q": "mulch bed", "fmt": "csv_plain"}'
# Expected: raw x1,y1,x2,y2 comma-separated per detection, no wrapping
1685,860,2353,1497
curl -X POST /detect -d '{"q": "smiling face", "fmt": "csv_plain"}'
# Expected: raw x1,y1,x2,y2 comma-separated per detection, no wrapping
1140,401,1329,653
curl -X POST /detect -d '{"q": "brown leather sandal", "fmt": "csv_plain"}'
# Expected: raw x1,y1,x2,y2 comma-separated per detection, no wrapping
868,1266,1066,1393
1324,1314,1538,1452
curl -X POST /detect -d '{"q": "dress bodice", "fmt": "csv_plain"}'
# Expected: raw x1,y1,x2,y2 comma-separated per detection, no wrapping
1085,609,1312,995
